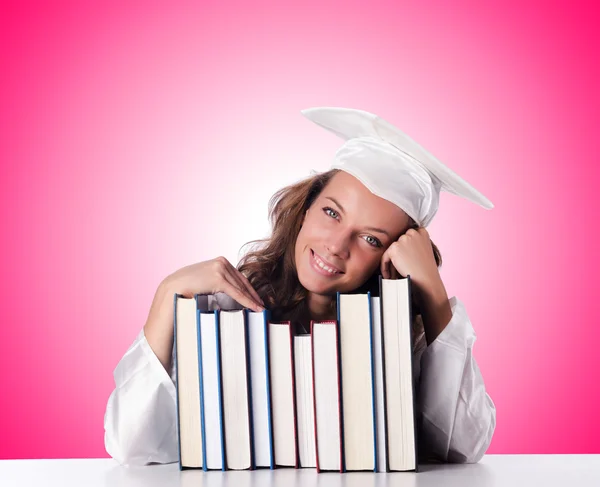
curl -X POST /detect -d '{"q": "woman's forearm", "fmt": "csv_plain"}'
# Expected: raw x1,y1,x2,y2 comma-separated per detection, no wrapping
419,278,452,345
143,279,176,372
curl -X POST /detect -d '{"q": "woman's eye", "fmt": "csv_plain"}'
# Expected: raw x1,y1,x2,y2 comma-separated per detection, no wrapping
323,207,339,219
363,235,382,248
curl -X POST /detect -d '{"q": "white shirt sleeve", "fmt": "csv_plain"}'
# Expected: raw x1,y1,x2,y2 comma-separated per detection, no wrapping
412,296,497,463
103,327,179,466
103,293,243,466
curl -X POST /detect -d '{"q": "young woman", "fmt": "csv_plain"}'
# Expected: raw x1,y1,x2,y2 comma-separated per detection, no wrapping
103,107,496,466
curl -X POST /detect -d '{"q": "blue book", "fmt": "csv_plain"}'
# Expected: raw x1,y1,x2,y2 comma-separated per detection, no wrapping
336,291,377,472
246,309,275,469
196,295,226,471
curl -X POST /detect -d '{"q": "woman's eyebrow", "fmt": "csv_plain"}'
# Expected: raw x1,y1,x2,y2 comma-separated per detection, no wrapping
325,196,390,237
365,226,391,237
325,196,345,213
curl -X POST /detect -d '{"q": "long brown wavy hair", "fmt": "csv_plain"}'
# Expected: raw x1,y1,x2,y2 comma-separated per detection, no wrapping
237,169,442,334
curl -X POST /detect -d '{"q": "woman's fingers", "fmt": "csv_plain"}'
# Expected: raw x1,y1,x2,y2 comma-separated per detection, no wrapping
230,266,265,307
220,272,264,312
380,248,401,280
212,256,263,311
380,251,392,279
224,263,265,308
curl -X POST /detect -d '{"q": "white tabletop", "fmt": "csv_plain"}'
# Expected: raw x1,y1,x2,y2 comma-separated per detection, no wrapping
1,455,599,487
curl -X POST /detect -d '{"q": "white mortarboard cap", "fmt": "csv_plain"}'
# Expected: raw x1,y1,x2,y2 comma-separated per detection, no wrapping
301,107,493,228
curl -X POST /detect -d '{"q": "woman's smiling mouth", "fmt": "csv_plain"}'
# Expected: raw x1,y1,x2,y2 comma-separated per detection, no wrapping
310,249,344,276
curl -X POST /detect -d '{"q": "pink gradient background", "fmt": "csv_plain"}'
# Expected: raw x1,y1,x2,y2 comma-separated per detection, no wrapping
1,0,599,460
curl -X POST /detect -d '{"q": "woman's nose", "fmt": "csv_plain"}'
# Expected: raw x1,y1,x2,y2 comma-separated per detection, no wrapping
326,230,351,259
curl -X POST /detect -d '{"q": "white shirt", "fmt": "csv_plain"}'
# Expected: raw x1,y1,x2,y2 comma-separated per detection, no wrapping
103,293,496,466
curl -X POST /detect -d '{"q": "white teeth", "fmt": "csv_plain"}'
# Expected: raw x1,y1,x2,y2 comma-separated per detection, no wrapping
314,253,338,274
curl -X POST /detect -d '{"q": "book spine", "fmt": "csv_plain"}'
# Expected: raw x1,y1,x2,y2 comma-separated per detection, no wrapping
215,310,226,471
378,276,390,473
309,320,321,473
243,309,256,470
173,294,183,471
335,293,345,474
287,321,300,469
406,276,419,472
196,304,208,471
367,292,378,472
263,310,275,470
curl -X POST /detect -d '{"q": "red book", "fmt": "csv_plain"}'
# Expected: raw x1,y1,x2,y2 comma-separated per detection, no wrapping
268,321,299,468
294,334,317,468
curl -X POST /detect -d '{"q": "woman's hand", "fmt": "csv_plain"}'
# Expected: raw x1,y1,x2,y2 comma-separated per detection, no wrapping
164,257,265,312
144,257,264,371
379,227,452,344
380,227,440,287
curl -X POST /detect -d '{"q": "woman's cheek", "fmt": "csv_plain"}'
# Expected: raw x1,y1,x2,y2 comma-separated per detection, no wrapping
356,254,380,282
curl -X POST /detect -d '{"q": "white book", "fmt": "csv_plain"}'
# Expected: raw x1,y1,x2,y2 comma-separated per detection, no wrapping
269,321,297,467
174,295,203,469
294,335,316,468
198,309,224,470
381,277,418,471
247,310,274,468
219,310,252,470
338,292,376,471
311,320,342,472
371,296,387,473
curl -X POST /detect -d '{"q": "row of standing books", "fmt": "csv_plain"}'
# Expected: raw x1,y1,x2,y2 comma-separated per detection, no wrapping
174,275,419,473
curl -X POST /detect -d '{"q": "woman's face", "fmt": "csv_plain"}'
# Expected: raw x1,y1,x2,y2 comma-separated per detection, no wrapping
294,171,411,296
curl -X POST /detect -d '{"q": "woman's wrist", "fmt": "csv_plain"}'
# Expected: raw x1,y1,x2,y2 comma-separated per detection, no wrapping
418,278,452,345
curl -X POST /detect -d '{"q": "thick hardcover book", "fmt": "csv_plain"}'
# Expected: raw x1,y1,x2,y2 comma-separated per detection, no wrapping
379,275,419,472
197,298,225,471
337,292,377,472
371,295,388,472
247,309,275,469
268,321,299,468
294,334,317,468
311,319,343,473
174,294,203,470
219,309,254,470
